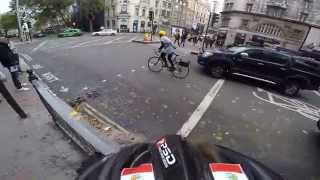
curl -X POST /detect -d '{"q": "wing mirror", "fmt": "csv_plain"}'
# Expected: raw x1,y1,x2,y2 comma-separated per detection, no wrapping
240,52,249,58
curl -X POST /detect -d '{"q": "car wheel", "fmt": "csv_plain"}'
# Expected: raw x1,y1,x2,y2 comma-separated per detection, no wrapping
317,120,320,130
283,81,300,96
112,33,116,36
209,64,226,78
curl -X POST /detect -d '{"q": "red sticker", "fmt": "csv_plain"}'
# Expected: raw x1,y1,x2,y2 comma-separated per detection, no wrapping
210,163,244,173
121,164,153,176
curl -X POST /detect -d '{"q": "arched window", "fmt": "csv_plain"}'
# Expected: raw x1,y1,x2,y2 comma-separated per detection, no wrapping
255,23,282,37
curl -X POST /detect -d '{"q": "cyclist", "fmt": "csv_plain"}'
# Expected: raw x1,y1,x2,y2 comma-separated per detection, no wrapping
158,31,176,71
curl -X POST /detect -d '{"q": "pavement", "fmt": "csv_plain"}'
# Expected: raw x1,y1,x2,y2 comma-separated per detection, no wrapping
15,33,320,180
0,69,85,180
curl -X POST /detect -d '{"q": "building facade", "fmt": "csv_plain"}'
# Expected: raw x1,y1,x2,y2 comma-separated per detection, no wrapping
104,0,211,33
218,0,320,50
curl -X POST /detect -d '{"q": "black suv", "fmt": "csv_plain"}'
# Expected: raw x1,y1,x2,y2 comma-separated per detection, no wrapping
198,47,320,96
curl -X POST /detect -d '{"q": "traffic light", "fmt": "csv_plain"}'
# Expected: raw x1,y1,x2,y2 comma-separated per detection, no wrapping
149,11,154,21
210,13,220,27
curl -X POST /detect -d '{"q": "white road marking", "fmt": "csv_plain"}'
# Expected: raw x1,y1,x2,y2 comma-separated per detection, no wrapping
253,88,320,121
41,72,60,83
20,53,32,62
59,86,69,93
31,64,43,70
313,90,320,96
128,36,138,42
177,79,225,138
31,40,47,53
104,37,124,45
72,37,108,48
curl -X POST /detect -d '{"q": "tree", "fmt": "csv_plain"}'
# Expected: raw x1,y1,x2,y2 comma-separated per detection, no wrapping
10,0,74,26
79,0,106,32
0,13,17,36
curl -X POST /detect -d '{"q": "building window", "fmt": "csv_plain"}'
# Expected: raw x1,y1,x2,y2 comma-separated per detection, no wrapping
224,2,234,11
161,9,166,17
142,9,146,16
168,3,172,8
221,17,231,27
156,1,159,7
300,12,308,22
255,23,282,37
163,1,167,8
246,3,253,12
107,8,110,17
304,0,312,9
135,7,139,16
266,7,283,17
155,9,158,16
240,19,249,29
167,10,170,17
112,6,115,16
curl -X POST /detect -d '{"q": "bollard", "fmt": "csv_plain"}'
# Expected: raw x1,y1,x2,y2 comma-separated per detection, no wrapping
0,71,28,119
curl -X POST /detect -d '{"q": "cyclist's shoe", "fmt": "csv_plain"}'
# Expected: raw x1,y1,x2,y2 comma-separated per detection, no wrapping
169,67,176,71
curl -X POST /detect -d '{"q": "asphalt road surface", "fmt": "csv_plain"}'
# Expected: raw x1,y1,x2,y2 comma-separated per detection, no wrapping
16,33,320,180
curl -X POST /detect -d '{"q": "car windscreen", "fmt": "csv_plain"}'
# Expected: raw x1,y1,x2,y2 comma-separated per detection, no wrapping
228,47,249,54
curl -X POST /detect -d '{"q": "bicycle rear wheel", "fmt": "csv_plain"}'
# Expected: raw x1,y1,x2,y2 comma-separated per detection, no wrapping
148,56,163,72
173,63,189,79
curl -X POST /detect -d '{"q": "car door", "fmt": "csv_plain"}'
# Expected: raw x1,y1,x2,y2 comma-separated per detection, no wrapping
258,50,290,83
233,49,264,77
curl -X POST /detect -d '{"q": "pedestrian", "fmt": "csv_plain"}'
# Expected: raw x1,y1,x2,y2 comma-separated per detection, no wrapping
174,31,181,47
209,35,215,48
193,35,198,46
180,31,188,47
204,36,210,48
0,38,29,91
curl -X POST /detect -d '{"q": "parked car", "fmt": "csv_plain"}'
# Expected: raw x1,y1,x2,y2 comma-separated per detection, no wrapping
92,29,117,36
198,47,320,96
33,32,46,38
58,28,82,37
5,29,18,38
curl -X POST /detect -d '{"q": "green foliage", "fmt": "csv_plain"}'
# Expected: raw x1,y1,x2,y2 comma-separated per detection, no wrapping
11,0,74,25
0,13,17,32
79,0,106,19
79,0,106,32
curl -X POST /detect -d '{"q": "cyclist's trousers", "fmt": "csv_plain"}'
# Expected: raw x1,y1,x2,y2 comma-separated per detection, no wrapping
160,53,174,67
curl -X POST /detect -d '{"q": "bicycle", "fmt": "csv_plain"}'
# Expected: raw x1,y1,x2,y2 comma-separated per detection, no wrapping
147,49,190,79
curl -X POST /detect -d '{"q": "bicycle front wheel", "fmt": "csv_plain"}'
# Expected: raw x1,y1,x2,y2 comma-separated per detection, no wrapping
173,63,189,79
148,56,163,72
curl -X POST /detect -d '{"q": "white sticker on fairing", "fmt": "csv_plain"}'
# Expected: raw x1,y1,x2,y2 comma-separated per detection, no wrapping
121,163,155,180
156,138,176,168
209,163,249,180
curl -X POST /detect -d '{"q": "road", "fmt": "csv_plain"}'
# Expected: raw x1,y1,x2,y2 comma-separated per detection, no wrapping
16,33,320,180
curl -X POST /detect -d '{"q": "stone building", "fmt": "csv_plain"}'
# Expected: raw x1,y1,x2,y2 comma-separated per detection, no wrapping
104,0,211,33
217,0,320,50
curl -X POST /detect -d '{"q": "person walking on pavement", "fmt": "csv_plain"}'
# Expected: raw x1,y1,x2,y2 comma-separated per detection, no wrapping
209,35,215,48
0,38,29,91
174,31,181,47
180,31,188,47
192,34,198,46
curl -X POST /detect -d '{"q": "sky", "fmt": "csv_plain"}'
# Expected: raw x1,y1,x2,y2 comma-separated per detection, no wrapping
0,0,11,14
